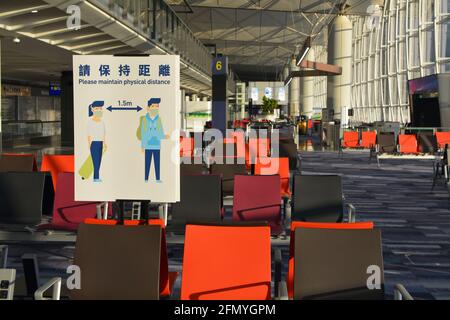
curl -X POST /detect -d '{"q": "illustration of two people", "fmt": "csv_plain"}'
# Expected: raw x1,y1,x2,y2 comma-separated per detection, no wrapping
85,98,167,183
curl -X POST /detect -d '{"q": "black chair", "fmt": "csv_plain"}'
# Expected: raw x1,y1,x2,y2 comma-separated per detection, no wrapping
0,154,36,172
293,228,386,300
170,175,223,231
210,164,248,197
291,175,354,223
377,132,396,153
0,172,54,226
417,131,438,154
180,163,209,175
277,141,300,171
71,223,161,300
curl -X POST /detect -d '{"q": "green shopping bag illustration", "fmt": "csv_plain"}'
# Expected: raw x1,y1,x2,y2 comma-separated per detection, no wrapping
78,155,94,180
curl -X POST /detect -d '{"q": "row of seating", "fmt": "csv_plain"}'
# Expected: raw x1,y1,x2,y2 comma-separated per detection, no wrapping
341,130,450,155
31,219,412,300
170,170,353,236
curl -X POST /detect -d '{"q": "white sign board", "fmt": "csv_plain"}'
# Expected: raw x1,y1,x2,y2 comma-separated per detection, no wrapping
73,55,180,202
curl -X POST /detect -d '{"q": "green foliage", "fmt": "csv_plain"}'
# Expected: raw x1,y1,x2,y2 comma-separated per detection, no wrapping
261,96,279,114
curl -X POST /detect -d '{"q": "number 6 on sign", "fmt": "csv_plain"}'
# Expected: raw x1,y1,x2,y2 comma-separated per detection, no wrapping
216,61,222,71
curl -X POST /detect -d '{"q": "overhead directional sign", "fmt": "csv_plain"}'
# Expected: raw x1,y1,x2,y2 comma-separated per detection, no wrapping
73,55,180,202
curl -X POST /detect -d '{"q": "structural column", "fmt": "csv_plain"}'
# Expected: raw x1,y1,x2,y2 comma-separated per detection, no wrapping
0,39,2,153
61,71,74,147
327,15,353,125
289,56,300,117
212,56,228,134
300,47,315,119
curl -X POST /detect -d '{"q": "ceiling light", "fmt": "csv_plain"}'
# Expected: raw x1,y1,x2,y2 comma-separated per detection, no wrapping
31,10,39,13
13,37,21,43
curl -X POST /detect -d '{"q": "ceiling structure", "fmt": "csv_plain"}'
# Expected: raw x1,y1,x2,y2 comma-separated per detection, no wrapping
0,0,212,94
167,0,380,81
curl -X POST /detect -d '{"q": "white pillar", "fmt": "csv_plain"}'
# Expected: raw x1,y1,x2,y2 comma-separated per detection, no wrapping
300,47,315,119
180,89,186,131
289,56,300,117
327,15,352,125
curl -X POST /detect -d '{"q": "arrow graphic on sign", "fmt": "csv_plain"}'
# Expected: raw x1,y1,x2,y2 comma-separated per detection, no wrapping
107,106,142,112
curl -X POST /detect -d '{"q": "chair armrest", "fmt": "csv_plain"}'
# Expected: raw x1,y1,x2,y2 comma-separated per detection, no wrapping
277,281,289,300
347,203,356,223
96,202,109,220
394,284,413,300
34,277,62,300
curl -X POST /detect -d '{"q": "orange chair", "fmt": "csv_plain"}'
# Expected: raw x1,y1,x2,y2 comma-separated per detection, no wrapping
246,138,270,168
398,134,419,154
40,154,74,189
181,224,272,300
254,157,291,197
360,131,377,149
342,131,360,148
435,132,450,149
84,218,177,297
286,221,374,299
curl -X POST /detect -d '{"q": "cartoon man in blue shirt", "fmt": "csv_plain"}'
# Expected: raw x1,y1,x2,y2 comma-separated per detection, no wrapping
139,98,169,183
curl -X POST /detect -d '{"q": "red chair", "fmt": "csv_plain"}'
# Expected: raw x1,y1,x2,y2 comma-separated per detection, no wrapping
435,132,450,149
40,154,74,190
84,218,177,298
38,172,106,231
254,157,291,198
233,175,282,234
286,221,374,299
398,134,419,154
180,136,194,158
360,131,377,149
342,131,360,148
181,224,271,300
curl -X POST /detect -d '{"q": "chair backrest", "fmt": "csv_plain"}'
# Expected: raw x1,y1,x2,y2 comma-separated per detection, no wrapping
287,221,374,299
0,172,54,225
180,164,209,175
40,154,74,189
181,224,271,300
277,142,298,170
247,138,270,164
171,174,222,225
377,132,396,153
0,153,37,172
360,131,377,149
417,131,437,154
398,134,418,153
294,227,384,300
233,175,281,232
71,223,161,300
343,131,359,148
210,164,248,196
49,172,100,230
180,136,194,157
292,175,343,222
83,218,172,297
435,131,450,149
254,157,291,197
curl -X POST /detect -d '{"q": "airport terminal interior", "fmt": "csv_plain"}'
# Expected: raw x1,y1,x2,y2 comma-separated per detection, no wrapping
1,0,450,303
